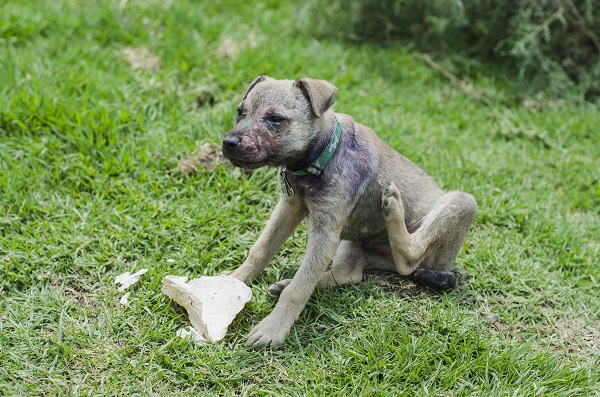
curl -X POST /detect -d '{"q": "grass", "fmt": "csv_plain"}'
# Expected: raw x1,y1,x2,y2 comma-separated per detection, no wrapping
1,0,599,395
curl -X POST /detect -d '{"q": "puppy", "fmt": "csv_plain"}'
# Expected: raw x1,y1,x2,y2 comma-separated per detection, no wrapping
222,76,477,347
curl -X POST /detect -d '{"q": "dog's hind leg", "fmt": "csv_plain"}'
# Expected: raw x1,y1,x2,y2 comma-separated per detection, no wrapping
381,182,422,275
269,240,367,297
319,240,368,287
382,182,477,290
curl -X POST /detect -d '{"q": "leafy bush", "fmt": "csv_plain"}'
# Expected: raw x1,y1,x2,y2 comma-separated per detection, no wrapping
301,0,600,102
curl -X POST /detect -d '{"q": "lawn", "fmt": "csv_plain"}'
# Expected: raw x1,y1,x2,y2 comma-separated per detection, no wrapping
1,0,599,395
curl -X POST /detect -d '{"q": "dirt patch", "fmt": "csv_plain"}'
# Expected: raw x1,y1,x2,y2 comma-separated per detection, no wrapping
217,37,240,59
121,47,160,71
168,141,232,175
546,317,600,354
177,85,218,109
64,285,104,309
48,280,105,309
489,314,600,358
217,32,258,59
194,92,216,108
364,271,421,295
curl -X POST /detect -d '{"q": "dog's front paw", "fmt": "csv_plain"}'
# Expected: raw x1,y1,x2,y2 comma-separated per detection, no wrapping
382,182,403,217
268,279,292,298
246,312,294,347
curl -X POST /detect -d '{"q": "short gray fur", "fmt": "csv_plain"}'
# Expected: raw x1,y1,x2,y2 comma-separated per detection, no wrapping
222,76,477,347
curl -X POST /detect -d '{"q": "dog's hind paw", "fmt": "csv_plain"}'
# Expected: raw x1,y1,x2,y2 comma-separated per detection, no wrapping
383,181,401,200
410,269,456,291
382,182,404,218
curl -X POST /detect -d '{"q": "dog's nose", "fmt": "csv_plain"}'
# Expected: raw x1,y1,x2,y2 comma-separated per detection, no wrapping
223,136,241,149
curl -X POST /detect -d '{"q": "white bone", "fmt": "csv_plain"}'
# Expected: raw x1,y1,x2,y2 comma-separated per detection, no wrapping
162,275,252,343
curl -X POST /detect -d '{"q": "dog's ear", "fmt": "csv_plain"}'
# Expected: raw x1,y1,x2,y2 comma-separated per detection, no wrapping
295,78,338,117
243,75,270,100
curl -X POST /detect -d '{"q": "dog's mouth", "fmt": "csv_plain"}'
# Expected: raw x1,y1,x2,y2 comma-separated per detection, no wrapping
225,156,269,169
221,134,272,169
222,148,269,169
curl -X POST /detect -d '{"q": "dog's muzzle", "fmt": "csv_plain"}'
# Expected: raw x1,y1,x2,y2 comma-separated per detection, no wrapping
221,132,268,169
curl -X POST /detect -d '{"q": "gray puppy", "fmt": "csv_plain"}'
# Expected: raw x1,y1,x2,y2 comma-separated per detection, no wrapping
222,76,477,347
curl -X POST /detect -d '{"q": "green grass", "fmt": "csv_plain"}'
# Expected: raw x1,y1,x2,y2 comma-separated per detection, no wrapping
1,0,599,395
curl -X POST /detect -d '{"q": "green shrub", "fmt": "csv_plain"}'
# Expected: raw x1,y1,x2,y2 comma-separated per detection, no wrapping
301,0,600,102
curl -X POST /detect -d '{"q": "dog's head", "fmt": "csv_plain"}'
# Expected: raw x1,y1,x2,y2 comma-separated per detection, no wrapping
222,76,338,169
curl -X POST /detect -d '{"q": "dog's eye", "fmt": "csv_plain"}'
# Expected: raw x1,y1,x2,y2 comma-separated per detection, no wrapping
236,108,245,122
264,115,286,124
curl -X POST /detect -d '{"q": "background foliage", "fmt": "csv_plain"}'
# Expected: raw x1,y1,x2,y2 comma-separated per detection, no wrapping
303,0,600,102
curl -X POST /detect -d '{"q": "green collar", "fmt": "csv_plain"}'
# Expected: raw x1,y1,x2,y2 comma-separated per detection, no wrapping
286,116,342,177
